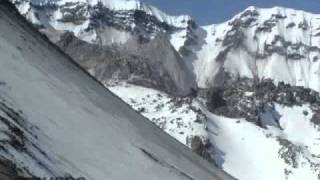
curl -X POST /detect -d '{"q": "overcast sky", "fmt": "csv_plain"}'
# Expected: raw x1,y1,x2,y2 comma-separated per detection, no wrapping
142,0,320,25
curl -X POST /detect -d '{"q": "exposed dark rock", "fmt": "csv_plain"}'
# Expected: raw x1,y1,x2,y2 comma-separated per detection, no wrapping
256,19,277,33
284,168,292,177
298,20,309,30
207,88,227,112
0,158,21,180
240,9,259,18
311,110,320,126
215,47,231,62
191,136,213,162
206,78,320,126
286,22,296,29
278,138,302,168
57,32,196,96
58,2,88,24
88,2,179,36
224,22,246,47
314,32,320,37
272,14,287,19
313,56,319,62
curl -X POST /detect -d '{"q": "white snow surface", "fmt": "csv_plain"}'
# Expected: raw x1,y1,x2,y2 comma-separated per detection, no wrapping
203,103,320,180
170,29,188,52
0,3,234,180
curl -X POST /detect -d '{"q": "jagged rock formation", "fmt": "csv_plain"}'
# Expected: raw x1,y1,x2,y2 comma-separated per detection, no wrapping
206,78,320,125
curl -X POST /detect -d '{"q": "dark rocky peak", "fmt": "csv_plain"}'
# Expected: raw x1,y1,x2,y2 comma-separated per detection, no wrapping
89,2,171,34
240,7,260,18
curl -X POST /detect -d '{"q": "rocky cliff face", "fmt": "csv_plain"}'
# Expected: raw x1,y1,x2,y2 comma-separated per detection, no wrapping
206,79,320,123
56,31,196,95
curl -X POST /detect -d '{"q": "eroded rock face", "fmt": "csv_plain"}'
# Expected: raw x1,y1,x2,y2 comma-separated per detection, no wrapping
89,2,176,36
57,32,196,96
206,78,320,126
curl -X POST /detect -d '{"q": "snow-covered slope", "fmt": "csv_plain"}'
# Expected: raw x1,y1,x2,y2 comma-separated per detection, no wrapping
8,0,320,179
108,80,320,180
190,6,320,92
203,78,320,180
0,1,236,179
206,104,320,180
109,83,209,149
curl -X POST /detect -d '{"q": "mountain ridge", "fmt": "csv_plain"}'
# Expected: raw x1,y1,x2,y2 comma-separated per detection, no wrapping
12,0,320,92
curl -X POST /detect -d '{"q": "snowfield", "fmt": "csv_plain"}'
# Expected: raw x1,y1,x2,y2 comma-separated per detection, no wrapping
205,105,320,180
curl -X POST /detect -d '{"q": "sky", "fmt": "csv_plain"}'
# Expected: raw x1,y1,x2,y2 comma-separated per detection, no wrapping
142,0,320,25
